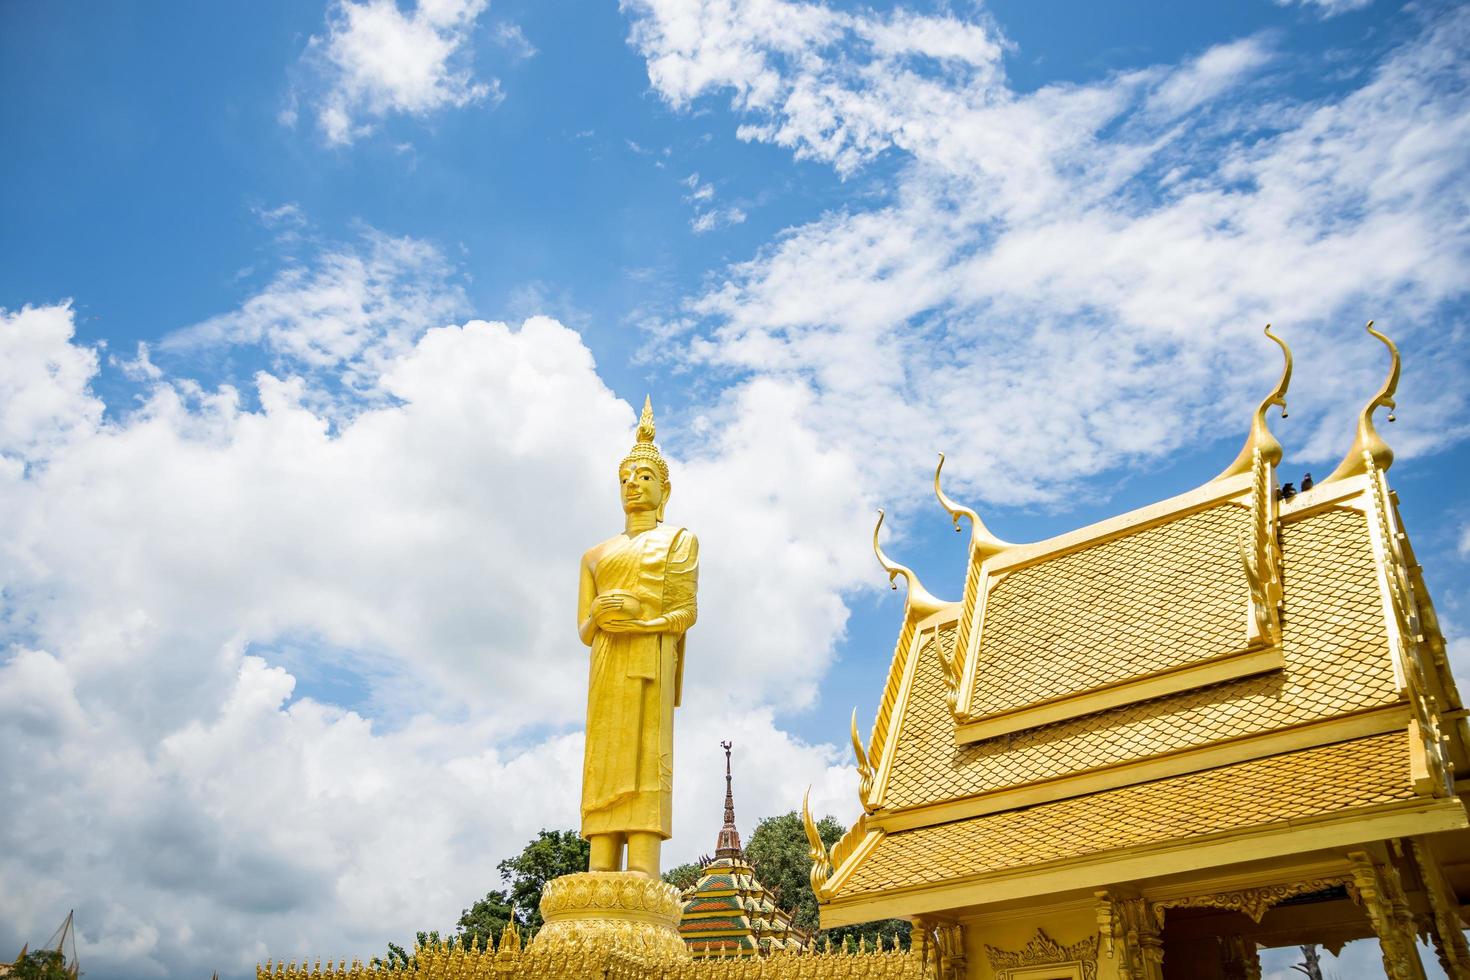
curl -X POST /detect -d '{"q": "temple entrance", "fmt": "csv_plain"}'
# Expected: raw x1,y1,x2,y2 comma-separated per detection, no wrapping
1157,883,1464,980
1159,884,1369,979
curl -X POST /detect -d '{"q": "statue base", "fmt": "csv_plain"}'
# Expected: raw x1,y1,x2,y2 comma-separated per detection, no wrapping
530,871,690,960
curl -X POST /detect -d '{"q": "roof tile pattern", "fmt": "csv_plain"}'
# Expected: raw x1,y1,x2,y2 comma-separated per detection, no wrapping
883,508,1398,809
847,731,1413,897
969,505,1251,717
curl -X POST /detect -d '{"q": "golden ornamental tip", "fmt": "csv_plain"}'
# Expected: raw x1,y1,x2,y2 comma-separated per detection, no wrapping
933,453,1011,558
1213,324,1292,481
850,707,874,802
1324,321,1400,483
872,509,951,621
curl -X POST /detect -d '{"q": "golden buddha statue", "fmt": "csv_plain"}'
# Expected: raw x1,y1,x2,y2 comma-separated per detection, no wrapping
577,396,698,878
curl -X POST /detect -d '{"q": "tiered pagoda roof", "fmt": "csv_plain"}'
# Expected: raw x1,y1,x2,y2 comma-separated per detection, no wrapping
803,324,1470,930
679,743,811,957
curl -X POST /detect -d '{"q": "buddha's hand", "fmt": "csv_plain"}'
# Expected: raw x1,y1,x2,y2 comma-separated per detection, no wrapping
592,592,642,629
600,615,669,634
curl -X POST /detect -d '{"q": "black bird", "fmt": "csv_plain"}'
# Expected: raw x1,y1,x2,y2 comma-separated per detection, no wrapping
1280,482,1297,500
1301,472,1314,492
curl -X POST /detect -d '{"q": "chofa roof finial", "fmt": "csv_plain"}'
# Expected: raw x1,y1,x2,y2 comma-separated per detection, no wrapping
872,510,951,621
1214,325,1292,481
1324,322,1400,483
934,453,1011,558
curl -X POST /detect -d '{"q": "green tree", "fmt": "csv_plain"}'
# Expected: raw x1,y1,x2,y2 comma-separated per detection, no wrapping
454,889,516,952
9,949,74,980
744,811,910,950
662,862,703,891
495,829,590,929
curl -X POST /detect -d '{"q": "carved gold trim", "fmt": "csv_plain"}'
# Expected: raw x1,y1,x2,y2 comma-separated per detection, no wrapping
1348,850,1429,980
1365,454,1456,798
1237,446,1282,647
1407,837,1470,977
1150,878,1349,927
985,929,1098,980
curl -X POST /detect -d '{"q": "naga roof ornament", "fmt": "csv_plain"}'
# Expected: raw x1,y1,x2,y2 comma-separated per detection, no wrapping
1213,324,1292,481
872,509,952,622
1324,321,1400,483
934,453,1011,559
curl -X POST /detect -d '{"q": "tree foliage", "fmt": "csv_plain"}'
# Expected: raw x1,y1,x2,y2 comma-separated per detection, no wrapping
454,889,516,952
496,829,590,929
661,862,703,891
8,949,74,980
744,811,910,950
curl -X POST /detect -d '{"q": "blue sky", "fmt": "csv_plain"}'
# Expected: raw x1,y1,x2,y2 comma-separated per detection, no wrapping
2,0,1469,977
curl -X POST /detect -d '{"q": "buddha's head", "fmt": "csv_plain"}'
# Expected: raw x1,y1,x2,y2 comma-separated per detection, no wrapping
620,460,669,520
620,396,671,522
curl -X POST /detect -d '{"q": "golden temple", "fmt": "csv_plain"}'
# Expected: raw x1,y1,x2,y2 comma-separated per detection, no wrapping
806,324,1470,978
260,325,1470,979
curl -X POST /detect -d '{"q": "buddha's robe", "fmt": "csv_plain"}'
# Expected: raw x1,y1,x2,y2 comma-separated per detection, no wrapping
578,523,698,839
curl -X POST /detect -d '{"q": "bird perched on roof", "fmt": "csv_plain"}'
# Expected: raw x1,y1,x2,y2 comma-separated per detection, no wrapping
1301,472,1314,492
1279,482,1297,500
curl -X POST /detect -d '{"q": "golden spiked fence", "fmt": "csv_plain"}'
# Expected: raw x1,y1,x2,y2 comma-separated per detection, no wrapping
259,930,928,980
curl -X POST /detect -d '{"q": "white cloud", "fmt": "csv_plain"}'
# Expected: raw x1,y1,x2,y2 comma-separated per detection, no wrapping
300,0,498,146
1145,36,1275,119
625,0,1008,175
1,253,872,976
681,172,748,233
1275,0,1373,17
629,2,1470,512
492,21,537,61
161,230,469,409
0,304,102,464
691,207,747,233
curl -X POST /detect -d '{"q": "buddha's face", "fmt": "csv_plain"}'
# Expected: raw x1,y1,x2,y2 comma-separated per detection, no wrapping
620,462,669,515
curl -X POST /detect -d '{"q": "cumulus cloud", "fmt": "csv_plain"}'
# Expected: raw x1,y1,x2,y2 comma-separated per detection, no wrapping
297,0,498,145
0,257,871,976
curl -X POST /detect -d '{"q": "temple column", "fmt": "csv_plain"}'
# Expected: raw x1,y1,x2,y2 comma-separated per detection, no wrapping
1221,935,1261,980
1408,838,1470,979
1349,851,1430,980
913,918,966,980
1096,890,1164,980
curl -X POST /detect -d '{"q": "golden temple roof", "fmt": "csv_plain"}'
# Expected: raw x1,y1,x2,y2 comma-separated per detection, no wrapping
841,731,1417,899
965,503,1250,718
880,505,1398,811
810,326,1470,927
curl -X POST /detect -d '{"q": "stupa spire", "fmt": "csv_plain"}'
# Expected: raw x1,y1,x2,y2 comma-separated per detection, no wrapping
715,741,743,860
